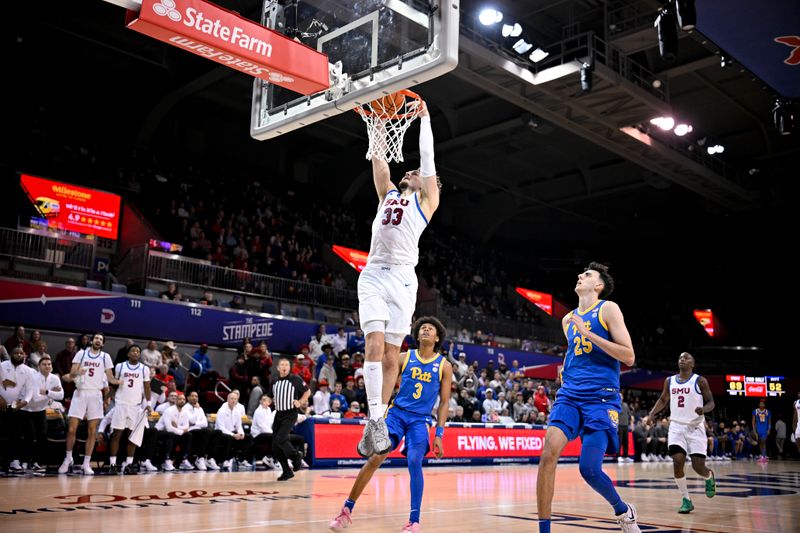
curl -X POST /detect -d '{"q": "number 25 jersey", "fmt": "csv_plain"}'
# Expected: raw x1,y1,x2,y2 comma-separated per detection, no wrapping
367,190,429,267
561,300,619,396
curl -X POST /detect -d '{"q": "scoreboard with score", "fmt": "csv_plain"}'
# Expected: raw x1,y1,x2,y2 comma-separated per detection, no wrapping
726,375,785,397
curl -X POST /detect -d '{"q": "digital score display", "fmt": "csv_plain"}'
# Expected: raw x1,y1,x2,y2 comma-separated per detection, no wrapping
726,375,785,397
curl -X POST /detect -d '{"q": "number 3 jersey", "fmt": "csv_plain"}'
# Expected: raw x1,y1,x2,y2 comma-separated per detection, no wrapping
669,374,704,425
392,349,443,416
561,300,619,397
114,362,150,405
367,190,429,267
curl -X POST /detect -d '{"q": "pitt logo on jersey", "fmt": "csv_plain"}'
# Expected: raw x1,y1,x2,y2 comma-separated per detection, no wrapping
410,366,432,383
608,409,619,428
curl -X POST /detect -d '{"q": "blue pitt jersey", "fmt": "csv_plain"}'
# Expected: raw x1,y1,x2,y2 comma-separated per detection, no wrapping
561,300,620,396
392,350,443,416
753,408,770,428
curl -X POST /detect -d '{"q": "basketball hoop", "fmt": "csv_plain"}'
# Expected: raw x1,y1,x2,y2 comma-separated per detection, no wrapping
354,90,424,163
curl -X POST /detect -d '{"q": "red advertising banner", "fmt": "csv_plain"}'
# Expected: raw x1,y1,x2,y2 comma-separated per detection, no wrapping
515,287,554,315
313,423,632,460
332,245,369,272
20,174,121,239
693,309,715,337
745,383,766,397
126,0,329,95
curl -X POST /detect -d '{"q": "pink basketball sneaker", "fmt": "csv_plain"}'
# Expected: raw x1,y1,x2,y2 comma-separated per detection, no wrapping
401,521,421,532
329,507,352,532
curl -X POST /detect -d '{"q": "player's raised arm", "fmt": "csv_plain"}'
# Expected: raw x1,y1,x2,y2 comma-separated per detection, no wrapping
372,156,396,202
417,103,440,216
648,377,672,420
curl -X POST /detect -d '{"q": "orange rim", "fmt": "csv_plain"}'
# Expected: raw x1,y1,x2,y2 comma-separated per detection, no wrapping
354,89,423,119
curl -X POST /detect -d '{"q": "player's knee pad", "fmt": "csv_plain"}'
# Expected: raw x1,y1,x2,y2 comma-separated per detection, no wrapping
363,320,386,337
384,331,405,347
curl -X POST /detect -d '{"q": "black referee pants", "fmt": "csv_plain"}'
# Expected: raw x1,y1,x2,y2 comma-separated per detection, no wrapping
272,409,299,472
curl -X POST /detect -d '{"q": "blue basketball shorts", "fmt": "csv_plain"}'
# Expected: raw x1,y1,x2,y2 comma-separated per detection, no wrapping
549,389,621,454
385,406,432,457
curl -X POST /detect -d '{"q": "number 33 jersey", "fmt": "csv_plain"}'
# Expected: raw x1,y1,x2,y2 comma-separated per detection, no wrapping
368,190,429,267
561,300,620,396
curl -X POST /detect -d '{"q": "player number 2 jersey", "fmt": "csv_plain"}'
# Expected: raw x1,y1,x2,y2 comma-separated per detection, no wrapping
114,362,150,405
392,350,443,416
669,374,704,425
72,349,113,390
367,190,428,267
561,300,619,396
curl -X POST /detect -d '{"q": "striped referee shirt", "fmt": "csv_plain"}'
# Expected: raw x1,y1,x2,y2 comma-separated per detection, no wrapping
268,374,307,412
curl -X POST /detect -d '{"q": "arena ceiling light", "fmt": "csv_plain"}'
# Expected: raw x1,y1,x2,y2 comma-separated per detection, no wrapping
529,47,549,63
502,23,522,37
707,144,725,154
512,39,533,55
650,116,675,131
673,123,693,136
479,8,503,26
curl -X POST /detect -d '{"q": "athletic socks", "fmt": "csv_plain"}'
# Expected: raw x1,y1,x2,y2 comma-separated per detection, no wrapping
344,498,356,512
364,361,383,420
110,456,117,466
65,450,73,460
674,476,690,499
538,519,551,533
124,457,134,466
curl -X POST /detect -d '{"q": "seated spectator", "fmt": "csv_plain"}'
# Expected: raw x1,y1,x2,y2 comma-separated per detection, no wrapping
489,372,505,394
140,340,162,369
186,390,219,470
454,352,468,379
485,409,500,423
27,341,50,369
308,325,327,362
214,391,253,470
316,343,335,379
328,398,343,418
335,353,354,384
291,354,312,384
482,388,500,414
229,294,244,309
4,325,31,355
153,365,176,398
343,401,367,419
449,405,466,422
341,376,357,405
329,382,349,412
156,390,179,414
247,342,272,383
160,282,179,300
332,327,348,355
471,411,482,423
313,380,331,415
535,411,547,425
190,343,214,376
201,290,218,306
347,328,365,354
354,376,367,407
318,355,337,390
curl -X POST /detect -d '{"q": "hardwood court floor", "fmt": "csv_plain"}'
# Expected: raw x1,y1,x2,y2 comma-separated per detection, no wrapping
1,460,798,532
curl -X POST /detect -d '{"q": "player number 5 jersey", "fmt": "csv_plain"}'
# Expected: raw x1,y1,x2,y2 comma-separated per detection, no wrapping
72,349,113,390
669,374,704,426
367,190,429,267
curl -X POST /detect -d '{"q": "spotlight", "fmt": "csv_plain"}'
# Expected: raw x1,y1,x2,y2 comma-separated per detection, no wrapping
773,99,796,135
479,8,503,26
529,48,549,63
650,117,675,131
512,39,533,54
720,54,728,68
674,124,693,136
502,23,522,37
706,144,724,154
675,0,696,31
652,79,663,89
655,5,678,60
580,63,593,92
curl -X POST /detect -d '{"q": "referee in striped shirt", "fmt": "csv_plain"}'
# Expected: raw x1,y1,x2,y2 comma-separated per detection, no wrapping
267,357,310,480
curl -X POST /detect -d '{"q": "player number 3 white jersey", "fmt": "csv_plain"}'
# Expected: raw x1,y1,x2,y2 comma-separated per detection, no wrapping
367,190,429,267
114,362,150,405
72,349,113,390
669,373,704,426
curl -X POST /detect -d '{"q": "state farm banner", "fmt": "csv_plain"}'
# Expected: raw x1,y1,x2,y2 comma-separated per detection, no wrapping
303,419,633,468
126,0,329,94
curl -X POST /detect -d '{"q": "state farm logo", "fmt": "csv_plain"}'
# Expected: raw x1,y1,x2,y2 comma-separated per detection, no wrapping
153,0,181,22
100,308,116,324
269,72,293,83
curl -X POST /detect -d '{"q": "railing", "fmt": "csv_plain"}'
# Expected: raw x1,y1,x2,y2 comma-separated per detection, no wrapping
443,304,564,345
607,0,657,37
0,226,95,271
145,250,358,310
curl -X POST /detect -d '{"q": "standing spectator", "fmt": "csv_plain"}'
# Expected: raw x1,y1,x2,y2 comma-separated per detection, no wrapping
115,339,134,365
214,391,252,471
140,340,162,369
313,380,331,415
28,341,49,369
347,328,366,354
330,382,349,411
454,352,469,379
76,334,91,351
229,353,249,397
316,344,335,379
190,343,213,376
617,392,634,462
332,327,348,356
308,325,327,362
4,325,31,355
22,355,64,472
266,358,310,481
247,376,264,417
1,347,36,471
354,376,367,407
335,354,355,384
342,377,358,406
533,385,550,415
513,394,529,422
291,354,312,384
344,401,367,419
775,415,787,457
521,379,535,402
153,364,176,397
318,355,337,390
202,290,218,306
160,282,179,300
345,311,358,327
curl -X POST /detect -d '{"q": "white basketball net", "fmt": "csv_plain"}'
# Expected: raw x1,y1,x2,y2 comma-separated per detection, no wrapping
355,91,423,163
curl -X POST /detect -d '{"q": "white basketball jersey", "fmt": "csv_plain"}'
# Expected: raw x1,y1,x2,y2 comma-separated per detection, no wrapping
669,374,704,425
367,190,428,267
72,349,113,390
115,362,150,405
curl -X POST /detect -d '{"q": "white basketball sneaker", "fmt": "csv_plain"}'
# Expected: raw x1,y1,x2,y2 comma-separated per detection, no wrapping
58,456,73,474
615,503,641,533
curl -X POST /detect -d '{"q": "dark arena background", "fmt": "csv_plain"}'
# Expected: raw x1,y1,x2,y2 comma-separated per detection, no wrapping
1,1,799,532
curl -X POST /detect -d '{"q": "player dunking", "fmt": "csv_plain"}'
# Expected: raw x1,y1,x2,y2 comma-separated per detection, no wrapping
357,101,441,456
108,344,152,474
752,399,771,462
59,332,119,474
648,352,716,513
536,263,640,533
330,316,452,533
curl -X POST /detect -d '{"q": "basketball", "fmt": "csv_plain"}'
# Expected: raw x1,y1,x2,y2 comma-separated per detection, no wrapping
372,92,406,118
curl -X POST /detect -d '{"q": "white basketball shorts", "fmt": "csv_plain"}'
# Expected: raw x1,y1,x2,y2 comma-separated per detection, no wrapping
111,402,143,431
68,389,104,421
668,422,707,456
358,264,417,341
